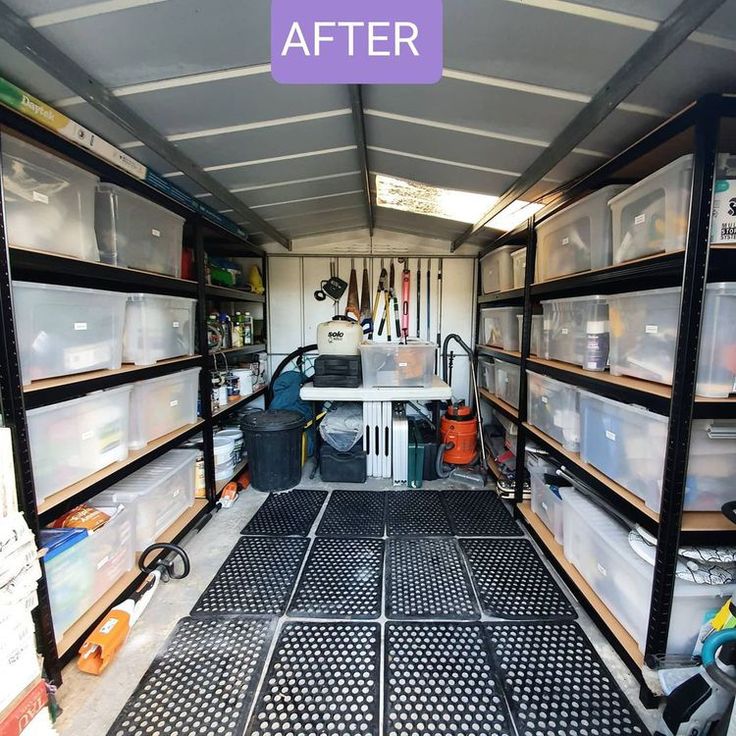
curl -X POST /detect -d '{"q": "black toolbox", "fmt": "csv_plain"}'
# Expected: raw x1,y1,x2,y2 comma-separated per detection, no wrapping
319,442,367,483
313,355,362,388
409,417,439,482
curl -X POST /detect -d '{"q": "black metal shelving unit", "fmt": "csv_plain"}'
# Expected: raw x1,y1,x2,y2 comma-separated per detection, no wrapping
475,94,736,705
0,104,268,684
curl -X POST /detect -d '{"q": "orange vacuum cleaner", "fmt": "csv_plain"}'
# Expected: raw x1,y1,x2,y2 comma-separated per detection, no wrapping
440,403,479,466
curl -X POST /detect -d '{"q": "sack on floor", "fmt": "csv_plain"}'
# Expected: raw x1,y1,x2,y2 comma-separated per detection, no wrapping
320,402,363,452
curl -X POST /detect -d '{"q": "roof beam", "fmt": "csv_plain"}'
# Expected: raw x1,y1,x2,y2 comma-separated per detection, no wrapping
348,85,375,236
450,0,726,252
0,0,291,250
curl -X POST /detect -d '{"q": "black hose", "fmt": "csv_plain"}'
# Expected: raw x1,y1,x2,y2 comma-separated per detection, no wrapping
267,343,318,404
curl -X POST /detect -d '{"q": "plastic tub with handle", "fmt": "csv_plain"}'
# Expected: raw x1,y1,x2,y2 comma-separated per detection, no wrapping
527,371,580,451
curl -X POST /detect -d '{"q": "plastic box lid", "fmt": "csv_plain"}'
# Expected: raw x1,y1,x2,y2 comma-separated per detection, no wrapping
578,387,666,423
607,155,694,208
537,185,626,230
100,450,198,498
540,294,608,307
25,383,132,419
481,245,523,259
97,182,185,224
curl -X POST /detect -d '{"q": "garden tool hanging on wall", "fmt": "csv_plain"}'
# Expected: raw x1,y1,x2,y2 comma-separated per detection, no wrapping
360,258,372,337
373,260,389,342
345,258,361,322
314,259,346,306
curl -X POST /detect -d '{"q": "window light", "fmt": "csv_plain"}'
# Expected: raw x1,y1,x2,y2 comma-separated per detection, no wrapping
375,174,543,232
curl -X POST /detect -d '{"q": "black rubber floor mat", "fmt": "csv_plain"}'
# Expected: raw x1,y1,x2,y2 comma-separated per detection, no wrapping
384,622,513,736
191,537,308,616
241,488,327,536
316,490,385,538
107,616,276,736
386,537,479,619
386,490,452,536
486,620,649,736
461,538,576,620
443,490,522,537
288,537,384,619
246,621,380,736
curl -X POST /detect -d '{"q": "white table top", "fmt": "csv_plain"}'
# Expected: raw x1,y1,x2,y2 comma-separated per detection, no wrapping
300,375,452,401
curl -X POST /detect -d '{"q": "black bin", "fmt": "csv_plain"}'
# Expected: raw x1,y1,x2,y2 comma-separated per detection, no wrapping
242,410,304,491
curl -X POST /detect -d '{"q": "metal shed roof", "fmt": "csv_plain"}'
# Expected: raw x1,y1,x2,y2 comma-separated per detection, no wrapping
1,0,735,250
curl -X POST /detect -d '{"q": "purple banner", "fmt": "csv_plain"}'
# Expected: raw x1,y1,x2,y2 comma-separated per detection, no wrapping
271,0,443,84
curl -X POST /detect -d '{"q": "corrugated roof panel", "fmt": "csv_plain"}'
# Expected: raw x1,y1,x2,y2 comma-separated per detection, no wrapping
253,192,366,220
375,207,467,239
3,0,100,17
269,205,365,225
0,39,75,101
231,174,363,208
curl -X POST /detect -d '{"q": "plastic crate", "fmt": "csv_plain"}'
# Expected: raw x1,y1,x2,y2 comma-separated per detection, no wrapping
493,359,520,409
359,341,435,387
511,248,526,288
695,283,736,397
1,133,99,261
516,314,545,357
95,183,184,277
480,306,523,350
610,155,694,265
45,506,134,642
27,385,132,504
129,368,200,449
528,450,565,544
93,449,197,551
477,357,495,393
579,389,736,512
527,371,580,451
535,185,625,282
480,245,522,293
122,293,196,366
563,491,736,654
541,295,608,369
12,281,127,385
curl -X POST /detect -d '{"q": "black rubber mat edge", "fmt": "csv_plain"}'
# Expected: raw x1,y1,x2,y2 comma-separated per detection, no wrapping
240,488,328,537
442,490,524,538
315,490,387,538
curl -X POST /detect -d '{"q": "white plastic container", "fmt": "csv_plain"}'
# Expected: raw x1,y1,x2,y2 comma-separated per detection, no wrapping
95,183,184,277
563,491,736,654
27,385,132,503
579,389,736,512
1,133,99,261
216,462,235,481
541,295,608,369
129,368,199,449
12,281,127,385
511,248,527,289
232,368,254,396
528,450,565,544
494,410,518,446
516,314,545,357
213,435,236,465
317,317,362,356
477,358,495,393
608,283,736,395
480,245,522,293
610,155,694,265
93,449,197,551
45,505,134,641
216,428,244,462
527,371,580,451
493,359,520,409
481,306,523,350
359,341,435,387
535,185,626,282
122,293,196,366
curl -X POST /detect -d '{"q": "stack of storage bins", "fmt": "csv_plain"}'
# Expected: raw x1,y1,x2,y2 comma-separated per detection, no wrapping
480,307,523,350
527,371,580,451
480,245,522,293
477,356,495,392
494,360,521,409
527,448,565,544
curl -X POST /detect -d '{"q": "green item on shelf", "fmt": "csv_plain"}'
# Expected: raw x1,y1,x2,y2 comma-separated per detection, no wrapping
210,265,237,287
408,422,425,489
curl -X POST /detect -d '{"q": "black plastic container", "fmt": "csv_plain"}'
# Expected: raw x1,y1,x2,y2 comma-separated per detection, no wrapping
313,355,362,388
409,417,439,481
242,409,304,491
320,443,367,483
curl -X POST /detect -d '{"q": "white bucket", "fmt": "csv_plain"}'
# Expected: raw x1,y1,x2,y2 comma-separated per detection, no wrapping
213,436,235,464
232,368,253,395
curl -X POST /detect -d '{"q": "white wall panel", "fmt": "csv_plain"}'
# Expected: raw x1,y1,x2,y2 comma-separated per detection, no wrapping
267,257,302,355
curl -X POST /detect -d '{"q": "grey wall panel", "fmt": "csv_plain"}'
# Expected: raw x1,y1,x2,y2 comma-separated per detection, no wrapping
36,0,270,87
233,174,363,208
254,192,365,220
444,0,649,95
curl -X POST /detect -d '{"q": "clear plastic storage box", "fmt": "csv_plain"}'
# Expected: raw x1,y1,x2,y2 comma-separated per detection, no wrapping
535,185,626,282
610,155,694,265
13,281,127,385
1,133,99,261
93,449,197,551
527,371,580,451
495,410,517,446
608,283,736,395
359,341,436,387
477,357,495,393
27,385,132,504
480,245,522,293
481,306,523,350
122,293,196,366
511,248,527,289
516,314,545,357
493,359,520,409
129,368,200,449
45,505,134,641
563,491,736,654
528,450,565,544
541,295,609,369
579,389,736,512
95,183,184,277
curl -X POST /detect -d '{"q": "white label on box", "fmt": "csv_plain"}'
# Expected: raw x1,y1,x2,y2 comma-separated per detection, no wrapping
172,487,181,498
399,362,408,367
561,328,569,335
645,324,658,334
541,396,548,404
32,191,48,204
634,213,646,225
81,430,93,441
172,321,180,328
152,228,161,237
97,555,110,570
605,430,616,441
561,236,569,245
73,322,88,331
170,399,179,407
597,562,608,576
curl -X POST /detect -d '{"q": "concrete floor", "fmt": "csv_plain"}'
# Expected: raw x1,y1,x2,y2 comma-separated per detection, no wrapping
55,472,661,735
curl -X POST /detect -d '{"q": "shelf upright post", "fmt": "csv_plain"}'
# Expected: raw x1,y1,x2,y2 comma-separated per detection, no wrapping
644,96,721,668
514,218,536,504
193,221,217,502
0,136,61,684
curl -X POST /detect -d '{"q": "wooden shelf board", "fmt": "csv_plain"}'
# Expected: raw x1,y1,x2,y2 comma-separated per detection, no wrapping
211,343,266,356
479,388,519,420
215,459,249,494
519,501,645,668
23,355,201,394
56,499,209,657
477,345,521,360
212,386,266,418
37,420,204,516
